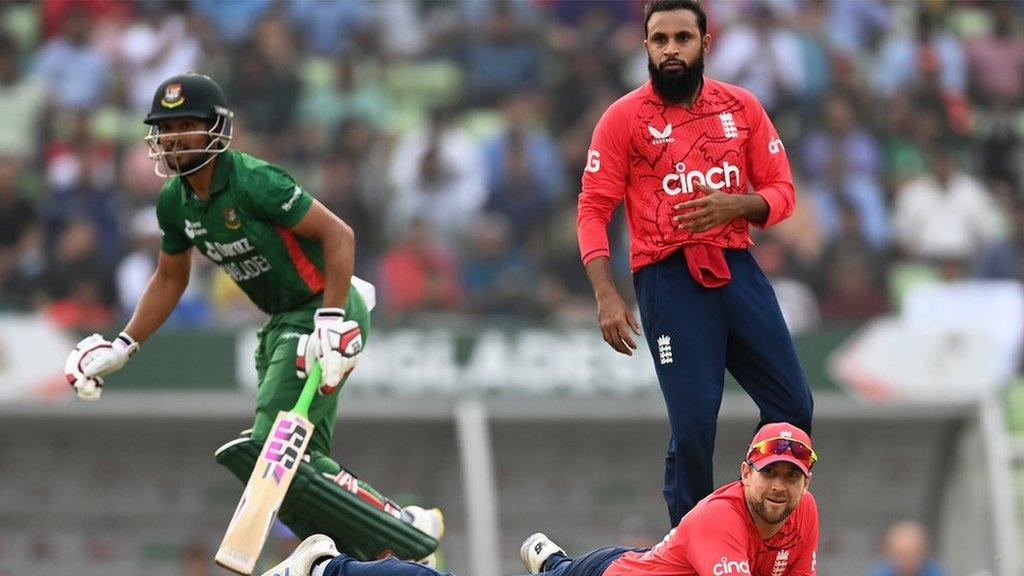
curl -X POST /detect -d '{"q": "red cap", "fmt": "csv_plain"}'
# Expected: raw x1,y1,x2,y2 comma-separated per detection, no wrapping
746,422,816,476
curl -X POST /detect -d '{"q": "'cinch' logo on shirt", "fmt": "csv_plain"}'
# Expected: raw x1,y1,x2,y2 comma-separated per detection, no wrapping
648,123,674,145
713,557,750,576
661,161,741,196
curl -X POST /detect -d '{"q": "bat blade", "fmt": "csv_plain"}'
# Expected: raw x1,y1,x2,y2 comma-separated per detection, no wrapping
215,410,314,574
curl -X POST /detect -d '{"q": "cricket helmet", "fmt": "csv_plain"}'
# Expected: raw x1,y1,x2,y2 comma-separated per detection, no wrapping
143,73,234,178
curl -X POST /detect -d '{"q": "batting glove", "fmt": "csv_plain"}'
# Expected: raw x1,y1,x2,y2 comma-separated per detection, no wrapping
64,332,139,401
296,307,362,395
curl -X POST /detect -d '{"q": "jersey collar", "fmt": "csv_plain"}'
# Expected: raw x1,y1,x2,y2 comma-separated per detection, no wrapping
180,150,234,205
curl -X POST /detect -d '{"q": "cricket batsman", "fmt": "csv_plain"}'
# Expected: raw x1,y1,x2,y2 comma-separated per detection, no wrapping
62,73,443,563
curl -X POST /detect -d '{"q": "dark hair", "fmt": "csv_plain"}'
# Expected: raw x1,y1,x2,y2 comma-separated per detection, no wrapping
644,0,707,37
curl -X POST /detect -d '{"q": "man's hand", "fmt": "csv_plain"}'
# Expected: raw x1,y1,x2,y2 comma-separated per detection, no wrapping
597,292,642,356
297,307,362,395
673,184,748,232
63,332,139,401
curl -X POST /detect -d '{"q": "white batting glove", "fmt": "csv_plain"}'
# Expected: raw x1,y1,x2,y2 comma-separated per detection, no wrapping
296,308,362,395
64,332,139,401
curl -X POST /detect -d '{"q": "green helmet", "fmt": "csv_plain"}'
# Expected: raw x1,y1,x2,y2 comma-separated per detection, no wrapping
143,73,234,178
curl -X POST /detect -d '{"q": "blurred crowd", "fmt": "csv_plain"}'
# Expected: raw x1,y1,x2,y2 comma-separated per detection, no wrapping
0,0,1023,332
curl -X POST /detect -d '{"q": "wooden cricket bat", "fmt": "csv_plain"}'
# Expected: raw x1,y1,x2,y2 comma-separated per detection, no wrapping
215,361,322,574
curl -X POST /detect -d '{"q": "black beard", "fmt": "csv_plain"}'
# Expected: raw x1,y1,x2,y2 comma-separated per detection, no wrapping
167,150,212,175
648,53,704,104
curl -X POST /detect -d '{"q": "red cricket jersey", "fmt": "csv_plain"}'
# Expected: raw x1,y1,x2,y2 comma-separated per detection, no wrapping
577,78,795,272
603,481,819,576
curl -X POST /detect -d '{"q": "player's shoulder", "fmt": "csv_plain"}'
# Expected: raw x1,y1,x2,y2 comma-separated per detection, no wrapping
691,481,748,526
229,150,294,183
226,150,298,210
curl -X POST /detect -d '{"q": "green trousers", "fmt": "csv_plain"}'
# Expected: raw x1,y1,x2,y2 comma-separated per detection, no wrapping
250,286,370,475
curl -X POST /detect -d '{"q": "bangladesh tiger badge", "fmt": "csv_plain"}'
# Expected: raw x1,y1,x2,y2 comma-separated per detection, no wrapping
224,206,242,230
161,83,184,108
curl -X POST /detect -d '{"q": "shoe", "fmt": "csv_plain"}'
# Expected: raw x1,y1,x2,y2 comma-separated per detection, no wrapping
520,532,564,574
405,505,445,567
260,534,339,576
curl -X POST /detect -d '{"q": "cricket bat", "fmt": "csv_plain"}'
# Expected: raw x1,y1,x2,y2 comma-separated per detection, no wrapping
215,361,322,574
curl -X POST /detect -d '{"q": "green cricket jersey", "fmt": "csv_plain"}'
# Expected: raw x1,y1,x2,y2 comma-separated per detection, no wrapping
156,150,325,314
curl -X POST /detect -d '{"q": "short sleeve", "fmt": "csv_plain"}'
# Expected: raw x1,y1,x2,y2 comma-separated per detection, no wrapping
246,165,313,227
156,185,192,255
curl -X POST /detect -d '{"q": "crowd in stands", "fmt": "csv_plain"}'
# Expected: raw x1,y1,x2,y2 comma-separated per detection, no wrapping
0,0,1022,332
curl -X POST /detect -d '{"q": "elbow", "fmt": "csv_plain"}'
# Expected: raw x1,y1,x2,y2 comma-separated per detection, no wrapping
331,219,356,257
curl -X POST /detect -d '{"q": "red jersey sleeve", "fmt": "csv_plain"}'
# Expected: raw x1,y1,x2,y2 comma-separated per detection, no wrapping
577,102,632,264
743,91,796,228
686,501,752,576
787,492,820,576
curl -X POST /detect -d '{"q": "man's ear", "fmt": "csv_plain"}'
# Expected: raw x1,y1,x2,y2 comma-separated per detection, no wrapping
740,461,752,485
802,473,812,493
701,34,711,54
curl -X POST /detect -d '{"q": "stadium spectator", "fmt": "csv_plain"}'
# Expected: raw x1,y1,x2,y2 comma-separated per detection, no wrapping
40,114,122,267
460,0,544,106
30,6,110,112
966,2,1024,107
227,9,301,145
116,4,201,113
286,0,377,58
805,150,888,250
825,0,891,58
189,0,272,46
873,10,966,100
41,218,113,329
751,233,820,335
891,144,1005,263
484,93,563,248
386,107,487,247
708,2,805,113
0,32,45,159
0,156,40,310
975,191,1024,281
868,520,948,576
463,214,539,317
377,218,462,318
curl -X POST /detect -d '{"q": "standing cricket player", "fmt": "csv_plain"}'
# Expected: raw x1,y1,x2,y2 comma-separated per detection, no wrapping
262,422,819,576
577,0,814,525
62,73,443,562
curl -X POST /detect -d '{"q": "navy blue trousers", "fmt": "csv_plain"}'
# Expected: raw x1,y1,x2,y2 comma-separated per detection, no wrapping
320,547,633,576
633,249,814,526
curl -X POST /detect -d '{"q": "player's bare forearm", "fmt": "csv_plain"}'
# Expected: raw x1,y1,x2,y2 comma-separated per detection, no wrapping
319,223,355,308
584,256,622,303
585,256,641,355
124,249,191,343
741,193,769,224
291,200,354,309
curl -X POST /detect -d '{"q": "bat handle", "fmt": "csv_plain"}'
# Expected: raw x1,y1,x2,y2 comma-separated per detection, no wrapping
293,360,321,418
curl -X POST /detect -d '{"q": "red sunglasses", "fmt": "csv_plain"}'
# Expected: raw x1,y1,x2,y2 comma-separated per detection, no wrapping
748,437,818,468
